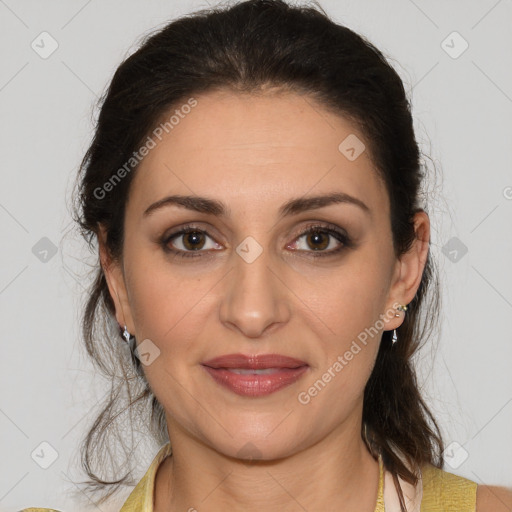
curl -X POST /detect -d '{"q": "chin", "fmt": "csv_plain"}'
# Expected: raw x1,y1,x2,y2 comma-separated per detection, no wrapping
202,423,308,462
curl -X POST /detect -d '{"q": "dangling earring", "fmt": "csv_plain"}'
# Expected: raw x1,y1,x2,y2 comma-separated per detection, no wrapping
122,325,137,356
392,304,408,345
122,325,131,343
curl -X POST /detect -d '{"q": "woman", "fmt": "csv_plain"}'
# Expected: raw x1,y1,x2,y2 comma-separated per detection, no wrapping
21,0,512,510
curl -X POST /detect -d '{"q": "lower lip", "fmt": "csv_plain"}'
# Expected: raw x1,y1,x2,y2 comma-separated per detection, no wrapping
201,365,309,397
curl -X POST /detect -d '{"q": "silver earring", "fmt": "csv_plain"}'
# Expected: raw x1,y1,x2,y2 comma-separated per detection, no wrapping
123,325,137,356
395,303,408,316
392,304,408,345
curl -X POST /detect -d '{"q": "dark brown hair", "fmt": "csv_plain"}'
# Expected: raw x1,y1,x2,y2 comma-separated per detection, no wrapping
72,0,443,508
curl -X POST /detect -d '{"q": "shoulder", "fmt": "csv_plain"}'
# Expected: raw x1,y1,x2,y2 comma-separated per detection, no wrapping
421,464,512,512
476,484,512,512
421,463,478,489
18,509,63,511
420,463,477,511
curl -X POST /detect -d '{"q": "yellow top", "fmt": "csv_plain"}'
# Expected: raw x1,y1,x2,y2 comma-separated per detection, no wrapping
420,462,477,511
19,442,477,512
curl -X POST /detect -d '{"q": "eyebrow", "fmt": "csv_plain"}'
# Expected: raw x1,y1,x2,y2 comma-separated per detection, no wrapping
143,191,371,219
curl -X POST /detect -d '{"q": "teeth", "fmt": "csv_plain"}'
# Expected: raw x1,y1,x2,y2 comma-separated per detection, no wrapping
228,368,282,375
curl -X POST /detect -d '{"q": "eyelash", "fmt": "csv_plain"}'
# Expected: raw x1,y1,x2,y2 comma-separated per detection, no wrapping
161,222,352,260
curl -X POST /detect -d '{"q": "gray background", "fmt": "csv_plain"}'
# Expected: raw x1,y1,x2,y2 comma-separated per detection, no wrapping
1,0,511,510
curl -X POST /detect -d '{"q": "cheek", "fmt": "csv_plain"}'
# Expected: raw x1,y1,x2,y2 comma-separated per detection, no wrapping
296,272,386,420
126,267,212,409
299,253,390,339
128,268,212,347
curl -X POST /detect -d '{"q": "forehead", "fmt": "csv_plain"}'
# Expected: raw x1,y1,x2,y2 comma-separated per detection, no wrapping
128,89,388,219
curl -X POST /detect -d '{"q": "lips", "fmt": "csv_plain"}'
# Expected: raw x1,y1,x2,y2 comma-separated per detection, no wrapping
201,353,309,397
201,353,308,370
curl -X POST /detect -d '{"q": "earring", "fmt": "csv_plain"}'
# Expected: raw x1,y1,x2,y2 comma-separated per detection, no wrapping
392,304,408,345
122,325,131,343
122,325,137,356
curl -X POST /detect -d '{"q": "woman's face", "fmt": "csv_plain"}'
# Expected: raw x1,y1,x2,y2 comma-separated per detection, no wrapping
102,89,427,460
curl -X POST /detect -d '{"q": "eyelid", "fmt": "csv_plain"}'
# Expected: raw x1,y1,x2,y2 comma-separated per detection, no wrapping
161,222,224,245
288,222,352,255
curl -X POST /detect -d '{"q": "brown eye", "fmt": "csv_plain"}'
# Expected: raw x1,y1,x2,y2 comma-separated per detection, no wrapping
161,225,222,259
289,223,352,258
181,231,206,250
161,223,351,260
305,230,330,251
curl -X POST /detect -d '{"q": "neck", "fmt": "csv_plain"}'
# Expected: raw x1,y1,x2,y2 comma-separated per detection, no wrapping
154,417,380,512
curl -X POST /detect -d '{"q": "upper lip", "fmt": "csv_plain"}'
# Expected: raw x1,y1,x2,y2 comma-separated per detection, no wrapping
201,353,308,369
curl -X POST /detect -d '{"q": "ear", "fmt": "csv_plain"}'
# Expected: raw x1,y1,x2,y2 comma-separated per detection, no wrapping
97,224,135,334
383,210,430,331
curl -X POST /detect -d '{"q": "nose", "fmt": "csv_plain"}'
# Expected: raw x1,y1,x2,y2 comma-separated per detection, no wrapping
219,239,291,339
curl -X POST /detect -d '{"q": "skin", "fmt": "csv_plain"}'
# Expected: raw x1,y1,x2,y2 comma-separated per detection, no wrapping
99,88,432,511
476,485,512,511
